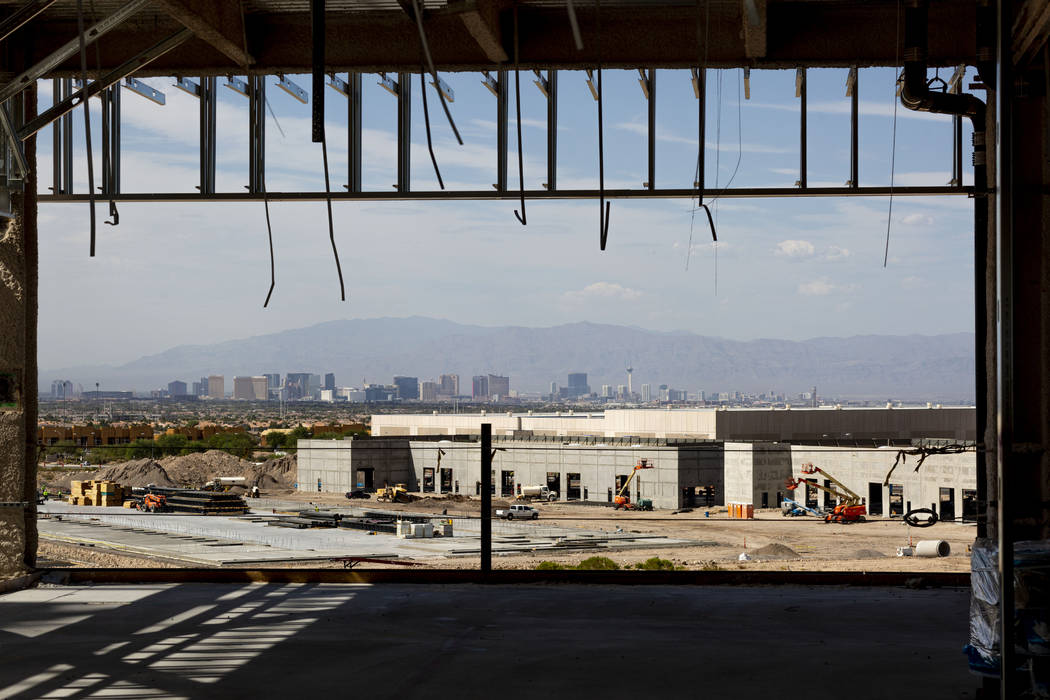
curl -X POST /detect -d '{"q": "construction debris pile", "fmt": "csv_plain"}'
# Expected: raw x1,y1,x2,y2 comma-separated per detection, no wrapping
67,480,128,507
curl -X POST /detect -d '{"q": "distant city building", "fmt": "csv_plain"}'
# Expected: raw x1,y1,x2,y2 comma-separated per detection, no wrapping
393,376,419,400
167,380,188,397
264,373,281,389
617,384,627,398
365,384,397,402
284,373,312,400
472,375,489,400
207,375,224,399
601,385,611,398
197,377,208,396
641,384,651,402
51,380,75,400
420,381,439,402
567,373,590,397
439,374,459,396
550,382,558,399
82,390,133,400
320,389,335,402
487,374,510,400
324,373,336,391
233,376,255,400
252,376,268,400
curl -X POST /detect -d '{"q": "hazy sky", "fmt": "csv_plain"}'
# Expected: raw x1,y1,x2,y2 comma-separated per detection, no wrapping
35,66,976,370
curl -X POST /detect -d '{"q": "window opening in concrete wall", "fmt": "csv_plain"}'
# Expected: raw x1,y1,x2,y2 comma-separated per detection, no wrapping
823,479,833,509
422,467,435,493
805,479,819,509
889,484,904,517
761,492,769,508
939,488,955,522
546,472,560,498
454,480,460,495
440,468,452,493
501,470,514,497
868,483,884,517
776,490,783,508
567,473,581,500
491,470,495,495
356,468,374,490
962,489,978,522
615,474,630,496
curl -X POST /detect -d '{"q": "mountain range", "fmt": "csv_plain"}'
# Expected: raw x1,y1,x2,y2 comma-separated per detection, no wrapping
43,316,976,400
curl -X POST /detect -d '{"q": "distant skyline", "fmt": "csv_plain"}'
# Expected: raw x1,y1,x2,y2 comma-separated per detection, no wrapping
36,67,976,370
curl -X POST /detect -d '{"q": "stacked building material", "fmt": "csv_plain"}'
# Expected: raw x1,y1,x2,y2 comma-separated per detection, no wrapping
67,480,128,507
143,487,248,515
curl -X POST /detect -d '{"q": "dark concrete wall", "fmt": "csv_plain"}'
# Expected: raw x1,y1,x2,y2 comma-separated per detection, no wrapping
0,87,37,579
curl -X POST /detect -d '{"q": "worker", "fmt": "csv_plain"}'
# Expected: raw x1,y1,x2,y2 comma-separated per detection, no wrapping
250,485,260,498
42,488,48,500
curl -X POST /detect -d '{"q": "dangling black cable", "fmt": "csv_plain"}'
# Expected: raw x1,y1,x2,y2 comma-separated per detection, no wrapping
321,129,345,302
420,64,444,189
513,4,526,225
262,187,276,308
75,0,96,256
411,0,462,145
596,0,610,249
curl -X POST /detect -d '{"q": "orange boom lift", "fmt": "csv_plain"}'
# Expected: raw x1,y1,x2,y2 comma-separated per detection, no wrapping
785,463,867,523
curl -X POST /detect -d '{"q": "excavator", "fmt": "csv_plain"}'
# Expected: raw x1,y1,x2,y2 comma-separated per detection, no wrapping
785,463,866,523
613,459,654,511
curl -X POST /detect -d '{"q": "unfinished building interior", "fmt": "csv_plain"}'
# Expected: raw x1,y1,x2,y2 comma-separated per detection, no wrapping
1,0,1048,697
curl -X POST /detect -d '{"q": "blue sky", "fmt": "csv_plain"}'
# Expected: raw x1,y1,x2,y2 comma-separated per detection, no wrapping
35,66,976,369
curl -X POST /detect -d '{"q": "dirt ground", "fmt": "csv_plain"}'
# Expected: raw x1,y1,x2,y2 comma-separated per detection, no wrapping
276,491,975,572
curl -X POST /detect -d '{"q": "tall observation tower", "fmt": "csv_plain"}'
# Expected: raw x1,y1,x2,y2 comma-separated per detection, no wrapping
626,364,633,396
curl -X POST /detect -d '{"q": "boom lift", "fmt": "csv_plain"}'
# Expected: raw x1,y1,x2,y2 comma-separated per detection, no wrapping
613,459,654,510
785,463,866,523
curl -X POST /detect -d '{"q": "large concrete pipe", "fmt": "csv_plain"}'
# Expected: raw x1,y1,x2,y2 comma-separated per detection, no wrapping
915,540,951,557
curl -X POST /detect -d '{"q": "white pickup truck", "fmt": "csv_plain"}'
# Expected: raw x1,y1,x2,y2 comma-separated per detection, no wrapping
496,504,539,520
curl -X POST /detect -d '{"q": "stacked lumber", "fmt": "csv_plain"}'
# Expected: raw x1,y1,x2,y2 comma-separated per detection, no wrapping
67,480,128,507
145,487,248,515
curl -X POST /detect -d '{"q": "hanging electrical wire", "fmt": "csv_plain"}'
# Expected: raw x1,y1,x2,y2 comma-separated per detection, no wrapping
884,0,901,267
419,63,445,190
513,4,527,225
411,0,462,145
262,187,276,307
75,0,96,255
596,0,610,249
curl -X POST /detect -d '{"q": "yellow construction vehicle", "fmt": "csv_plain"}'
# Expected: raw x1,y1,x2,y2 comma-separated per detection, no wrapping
613,459,655,510
375,483,416,503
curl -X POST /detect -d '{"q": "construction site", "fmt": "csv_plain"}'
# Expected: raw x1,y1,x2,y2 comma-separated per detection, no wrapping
1,0,1049,697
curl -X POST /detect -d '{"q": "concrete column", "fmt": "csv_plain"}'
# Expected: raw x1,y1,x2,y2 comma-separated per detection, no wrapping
0,86,38,579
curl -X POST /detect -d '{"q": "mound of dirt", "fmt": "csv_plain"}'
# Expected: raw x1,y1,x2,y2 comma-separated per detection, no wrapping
853,548,887,559
751,543,800,558
40,459,177,490
158,450,256,486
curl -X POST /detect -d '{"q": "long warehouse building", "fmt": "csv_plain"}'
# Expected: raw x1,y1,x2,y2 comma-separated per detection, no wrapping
299,407,976,513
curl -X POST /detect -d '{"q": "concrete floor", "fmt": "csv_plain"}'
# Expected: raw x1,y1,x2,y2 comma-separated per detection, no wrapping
0,582,978,699
38,502,697,565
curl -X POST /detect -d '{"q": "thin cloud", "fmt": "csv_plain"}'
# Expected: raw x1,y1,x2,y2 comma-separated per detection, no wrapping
563,282,643,303
775,240,815,258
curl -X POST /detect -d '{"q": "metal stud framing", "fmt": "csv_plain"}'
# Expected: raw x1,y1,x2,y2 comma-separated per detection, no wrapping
25,67,970,205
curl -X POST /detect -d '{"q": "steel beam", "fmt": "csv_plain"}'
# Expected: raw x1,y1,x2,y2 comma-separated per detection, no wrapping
345,73,363,193
248,75,266,194
49,79,73,194
798,68,807,188
497,68,508,192
849,67,858,188
695,68,705,193
646,69,655,190
200,76,216,194
396,72,411,192
18,29,194,140
481,423,491,574
546,70,557,191
38,185,972,204
152,0,253,68
0,0,59,43
0,0,152,105
99,86,120,195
